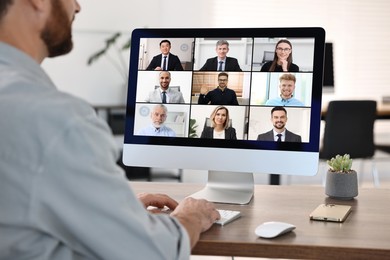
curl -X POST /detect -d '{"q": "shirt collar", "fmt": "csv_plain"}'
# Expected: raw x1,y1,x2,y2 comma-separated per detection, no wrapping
0,42,55,89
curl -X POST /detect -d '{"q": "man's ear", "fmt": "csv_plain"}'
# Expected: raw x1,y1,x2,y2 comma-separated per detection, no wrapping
28,0,48,11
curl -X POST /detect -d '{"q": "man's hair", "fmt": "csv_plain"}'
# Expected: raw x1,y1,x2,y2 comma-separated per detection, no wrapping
0,0,13,20
271,106,287,116
279,73,296,83
218,72,229,79
153,104,168,114
216,40,229,47
159,71,171,77
159,40,171,47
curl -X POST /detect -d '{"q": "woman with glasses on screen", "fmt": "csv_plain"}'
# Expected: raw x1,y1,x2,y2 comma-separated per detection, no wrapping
260,39,299,72
200,106,237,140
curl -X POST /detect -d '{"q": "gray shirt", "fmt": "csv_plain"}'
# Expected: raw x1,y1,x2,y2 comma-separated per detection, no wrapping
0,42,190,260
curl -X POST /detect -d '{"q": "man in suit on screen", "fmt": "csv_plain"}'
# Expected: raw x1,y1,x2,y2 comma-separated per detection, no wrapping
145,71,185,103
146,40,184,71
199,40,242,71
257,106,301,142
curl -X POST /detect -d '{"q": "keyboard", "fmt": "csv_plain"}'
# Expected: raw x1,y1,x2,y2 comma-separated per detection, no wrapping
215,209,241,226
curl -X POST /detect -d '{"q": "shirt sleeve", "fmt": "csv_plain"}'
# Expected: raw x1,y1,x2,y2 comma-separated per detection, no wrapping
30,110,190,260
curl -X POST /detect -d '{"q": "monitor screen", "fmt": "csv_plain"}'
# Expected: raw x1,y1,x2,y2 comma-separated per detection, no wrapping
123,28,325,204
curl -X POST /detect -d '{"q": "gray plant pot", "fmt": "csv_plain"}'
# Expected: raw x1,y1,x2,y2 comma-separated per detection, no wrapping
325,170,358,200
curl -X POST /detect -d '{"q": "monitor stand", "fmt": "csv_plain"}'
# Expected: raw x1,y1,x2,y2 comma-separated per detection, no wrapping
190,170,254,205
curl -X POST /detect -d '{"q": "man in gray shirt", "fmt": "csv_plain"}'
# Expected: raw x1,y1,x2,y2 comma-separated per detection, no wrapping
0,1,219,259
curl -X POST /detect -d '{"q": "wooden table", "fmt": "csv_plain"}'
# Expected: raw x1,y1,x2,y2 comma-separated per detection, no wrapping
130,182,390,260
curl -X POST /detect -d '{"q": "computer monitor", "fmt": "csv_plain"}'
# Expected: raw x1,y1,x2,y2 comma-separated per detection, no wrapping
123,28,325,204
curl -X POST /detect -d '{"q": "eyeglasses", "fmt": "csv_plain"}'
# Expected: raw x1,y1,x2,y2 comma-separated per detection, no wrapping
276,47,291,52
218,79,228,82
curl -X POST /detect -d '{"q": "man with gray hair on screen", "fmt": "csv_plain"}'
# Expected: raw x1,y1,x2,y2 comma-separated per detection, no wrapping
199,40,242,71
137,104,176,136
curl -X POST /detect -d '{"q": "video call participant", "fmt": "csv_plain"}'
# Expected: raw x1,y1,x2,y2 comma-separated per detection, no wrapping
138,104,176,136
146,39,184,71
257,106,302,142
198,72,239,105
145,71,185,103
200,106,237,139
0,1,220,259
260,39,299,72
199,40,242,71
265,73,304,106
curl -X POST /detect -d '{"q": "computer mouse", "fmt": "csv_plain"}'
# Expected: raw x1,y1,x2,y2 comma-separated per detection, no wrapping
255,221,296,238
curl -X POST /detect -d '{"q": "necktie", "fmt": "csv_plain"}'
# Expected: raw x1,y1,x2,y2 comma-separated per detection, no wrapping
163,56,167,71
276,134,282,142
218,61,223,71
162,91,167,103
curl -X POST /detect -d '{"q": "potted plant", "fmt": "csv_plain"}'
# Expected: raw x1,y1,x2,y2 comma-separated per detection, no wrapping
189,119,198,138
325,154,358,200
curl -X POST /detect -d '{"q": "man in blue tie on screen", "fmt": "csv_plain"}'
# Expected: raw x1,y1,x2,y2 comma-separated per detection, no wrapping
145,71,185,103
146,39,184,71
199,40,242,71
0,1,220,259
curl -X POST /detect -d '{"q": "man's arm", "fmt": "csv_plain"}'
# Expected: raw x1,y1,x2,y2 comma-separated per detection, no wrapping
179,92,185,103
232,90,239,105
171,197,220,248
35,104,195,259
199,58,214,71
146,55,159,70
172,55,184,71
197,86,211,104
233,58,242,71
198,94,210,104
227,57,242,71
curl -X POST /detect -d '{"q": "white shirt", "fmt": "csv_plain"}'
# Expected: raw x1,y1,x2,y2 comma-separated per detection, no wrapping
273,129,286,141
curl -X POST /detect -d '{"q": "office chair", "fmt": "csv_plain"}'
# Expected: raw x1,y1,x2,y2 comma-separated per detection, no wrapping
262,51,274,64
320,100,379,187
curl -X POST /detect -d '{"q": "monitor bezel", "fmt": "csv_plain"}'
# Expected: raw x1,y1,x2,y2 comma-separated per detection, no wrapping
123,27,325,172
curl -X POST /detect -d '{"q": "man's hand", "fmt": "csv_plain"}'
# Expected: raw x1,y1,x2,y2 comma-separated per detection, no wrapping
171,197,220,248
200,86,208,95
137,193,178,213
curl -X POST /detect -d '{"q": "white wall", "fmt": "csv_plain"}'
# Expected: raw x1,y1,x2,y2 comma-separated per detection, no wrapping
41,0,390,183
43,0,390,105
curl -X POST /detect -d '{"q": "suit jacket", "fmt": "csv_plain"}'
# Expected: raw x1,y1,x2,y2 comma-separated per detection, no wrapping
257,129,301,142
200,126,237,140
145,88,185,103
199,57,242,71
145,53,183,71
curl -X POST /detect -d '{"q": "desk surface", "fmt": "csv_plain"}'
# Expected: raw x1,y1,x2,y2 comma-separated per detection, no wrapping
130,182,390,260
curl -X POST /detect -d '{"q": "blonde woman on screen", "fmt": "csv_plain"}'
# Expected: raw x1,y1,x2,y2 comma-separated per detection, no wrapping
200,106,237,139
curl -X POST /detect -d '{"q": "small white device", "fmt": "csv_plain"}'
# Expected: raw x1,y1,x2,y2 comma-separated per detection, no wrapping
255,221,296,238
